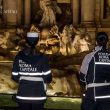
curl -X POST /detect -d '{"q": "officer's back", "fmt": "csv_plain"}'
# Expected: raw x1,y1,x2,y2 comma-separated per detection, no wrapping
80,32,110,110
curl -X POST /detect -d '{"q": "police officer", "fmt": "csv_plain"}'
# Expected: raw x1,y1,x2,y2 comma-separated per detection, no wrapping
80,32,110,110
11,32,52,110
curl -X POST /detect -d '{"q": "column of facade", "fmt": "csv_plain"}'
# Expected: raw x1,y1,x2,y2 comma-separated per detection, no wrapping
3,0,17,25
71,0,80,26
17,0,22,25
24,0,31,26
81,0,95,27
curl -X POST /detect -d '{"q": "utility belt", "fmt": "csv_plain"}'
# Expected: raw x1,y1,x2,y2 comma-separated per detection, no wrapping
86,83,110,89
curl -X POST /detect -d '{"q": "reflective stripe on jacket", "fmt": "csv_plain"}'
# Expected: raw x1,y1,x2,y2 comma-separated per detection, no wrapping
11,49,52,103
79,46,110,101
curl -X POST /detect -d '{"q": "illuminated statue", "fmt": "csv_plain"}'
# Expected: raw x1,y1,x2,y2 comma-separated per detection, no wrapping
107,0,110,6
59,25,91,55
30,24,40,33
39,0,62,27
59,25,76,55
76,33,91,53
71,31,91,53
0,32,10,49
59,25,73,55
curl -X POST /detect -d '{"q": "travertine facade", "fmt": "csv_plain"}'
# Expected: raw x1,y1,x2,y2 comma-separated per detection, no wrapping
2,0,110,27
1,0,110,40
71,0,110,27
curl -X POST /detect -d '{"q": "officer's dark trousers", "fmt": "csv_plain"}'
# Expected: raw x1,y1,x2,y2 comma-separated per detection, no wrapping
18,103,44,110
81,98,110,110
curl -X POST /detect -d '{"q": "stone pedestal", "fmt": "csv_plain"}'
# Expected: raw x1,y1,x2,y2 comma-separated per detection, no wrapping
24,0,31,26
3,0,17,25
81,0,95,27
71,0,80,26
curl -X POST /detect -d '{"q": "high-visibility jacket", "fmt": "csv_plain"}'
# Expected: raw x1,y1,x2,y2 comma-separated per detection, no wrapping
80,46,110,101
11,48,52,103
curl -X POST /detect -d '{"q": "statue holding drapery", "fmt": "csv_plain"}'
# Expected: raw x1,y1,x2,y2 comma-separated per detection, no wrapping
39,0,62,27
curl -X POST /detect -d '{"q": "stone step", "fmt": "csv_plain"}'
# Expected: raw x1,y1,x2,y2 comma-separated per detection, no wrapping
0,107,72,110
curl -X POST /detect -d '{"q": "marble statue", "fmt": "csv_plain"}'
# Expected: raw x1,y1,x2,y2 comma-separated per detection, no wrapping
39,0,62,27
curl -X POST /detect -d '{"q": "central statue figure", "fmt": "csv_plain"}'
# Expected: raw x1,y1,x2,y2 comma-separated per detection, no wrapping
39,0,62,27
